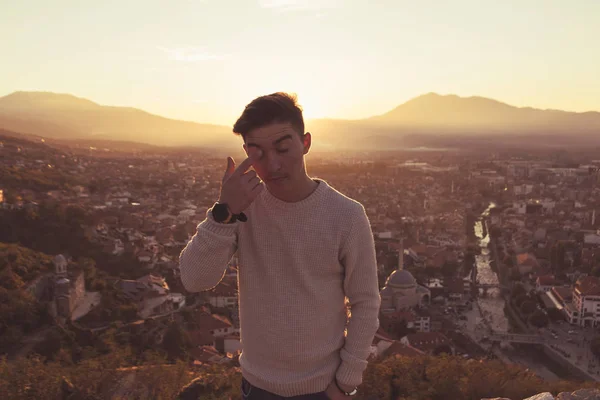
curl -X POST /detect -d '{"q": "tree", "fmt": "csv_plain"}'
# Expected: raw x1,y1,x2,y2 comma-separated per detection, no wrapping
34,328,63,361
173,224,189,243
511,284,527,299
433,344,453,356
77,257,97,289
116,304,138,322
547,308,565,321
441,261,459,278
162,322,191,361
462,251,475,275
591,336,600,359
520,300,536,315
424,266,438,278
529,310,549,328
514,294,529,308
0,268,24,290
550,242,567,271
505,256,515,268
509,267,521,281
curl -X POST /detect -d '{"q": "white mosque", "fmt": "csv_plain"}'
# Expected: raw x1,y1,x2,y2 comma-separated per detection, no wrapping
380,239,431,313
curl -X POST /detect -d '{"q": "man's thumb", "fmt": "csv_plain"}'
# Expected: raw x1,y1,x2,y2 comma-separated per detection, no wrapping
224,157,235,179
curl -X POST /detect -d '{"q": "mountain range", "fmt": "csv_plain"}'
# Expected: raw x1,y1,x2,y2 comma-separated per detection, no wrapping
1,91,599,150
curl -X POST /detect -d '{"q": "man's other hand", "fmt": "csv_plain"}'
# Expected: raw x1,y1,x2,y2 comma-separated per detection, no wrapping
324,381,349,400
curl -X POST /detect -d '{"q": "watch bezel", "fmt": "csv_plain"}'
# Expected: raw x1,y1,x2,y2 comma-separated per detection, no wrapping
212,203,233,223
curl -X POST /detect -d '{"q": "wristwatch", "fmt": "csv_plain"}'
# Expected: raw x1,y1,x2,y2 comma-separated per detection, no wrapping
335,380,358,396
211,203,247,224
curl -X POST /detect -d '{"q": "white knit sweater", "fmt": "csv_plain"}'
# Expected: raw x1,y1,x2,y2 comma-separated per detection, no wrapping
179,180,381,396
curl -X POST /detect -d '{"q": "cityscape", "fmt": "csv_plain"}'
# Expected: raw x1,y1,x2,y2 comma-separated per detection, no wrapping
2,126,600,398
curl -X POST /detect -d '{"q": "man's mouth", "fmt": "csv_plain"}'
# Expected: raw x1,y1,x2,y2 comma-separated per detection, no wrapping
266,176,287,182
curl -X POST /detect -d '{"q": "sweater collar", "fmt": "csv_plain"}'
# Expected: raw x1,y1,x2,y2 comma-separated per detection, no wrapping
261,179,328,210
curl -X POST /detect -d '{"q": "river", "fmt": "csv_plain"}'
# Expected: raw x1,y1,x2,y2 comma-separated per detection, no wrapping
472,203,510,332
465,203,564,381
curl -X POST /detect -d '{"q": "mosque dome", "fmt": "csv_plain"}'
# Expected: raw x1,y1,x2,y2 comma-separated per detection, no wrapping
387,269,417,288
380,285,394,297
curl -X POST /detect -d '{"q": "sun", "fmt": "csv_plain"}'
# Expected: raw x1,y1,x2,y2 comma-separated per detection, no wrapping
295,91,328,120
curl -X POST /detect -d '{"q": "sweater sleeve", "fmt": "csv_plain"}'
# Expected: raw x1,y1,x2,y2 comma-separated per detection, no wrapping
179,210,239,293
336,205,381,389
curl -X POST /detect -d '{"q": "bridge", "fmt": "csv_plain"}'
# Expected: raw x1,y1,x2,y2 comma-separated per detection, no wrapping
488,332,545,344
474,283,509,290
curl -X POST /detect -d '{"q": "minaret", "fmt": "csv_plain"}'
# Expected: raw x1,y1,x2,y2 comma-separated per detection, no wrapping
593,209,596,227
398,237,404,271
451,180,455,194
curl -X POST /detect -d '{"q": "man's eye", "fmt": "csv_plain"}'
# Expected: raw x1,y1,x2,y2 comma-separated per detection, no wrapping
276,148,289,154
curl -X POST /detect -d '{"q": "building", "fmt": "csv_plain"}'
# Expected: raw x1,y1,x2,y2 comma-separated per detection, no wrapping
52,254,86,320
400,332,454,355
116,274,184,318
572,276,600,327
208,278,238,308
535,275,559,293
380,239,431,313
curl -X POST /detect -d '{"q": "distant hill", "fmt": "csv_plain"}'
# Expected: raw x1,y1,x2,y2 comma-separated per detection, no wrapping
0,91,237,148
1,91,599,150
369,92,600,134
309,93,600,149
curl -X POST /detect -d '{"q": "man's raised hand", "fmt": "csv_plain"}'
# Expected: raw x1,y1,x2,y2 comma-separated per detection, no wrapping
218,150,264,215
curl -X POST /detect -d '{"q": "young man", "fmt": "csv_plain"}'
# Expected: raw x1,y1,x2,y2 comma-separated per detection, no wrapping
179,93,380,399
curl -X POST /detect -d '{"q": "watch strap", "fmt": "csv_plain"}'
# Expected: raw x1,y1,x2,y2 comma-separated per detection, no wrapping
212,202,247,224
335,380,357,396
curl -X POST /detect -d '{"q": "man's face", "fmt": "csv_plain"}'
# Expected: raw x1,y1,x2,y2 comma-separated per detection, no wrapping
243,122,311,194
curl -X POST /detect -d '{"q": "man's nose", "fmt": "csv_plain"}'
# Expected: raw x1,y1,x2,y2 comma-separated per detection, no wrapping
266,153,282,172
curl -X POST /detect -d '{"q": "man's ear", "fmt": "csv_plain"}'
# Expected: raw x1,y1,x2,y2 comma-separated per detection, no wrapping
302,132,312,155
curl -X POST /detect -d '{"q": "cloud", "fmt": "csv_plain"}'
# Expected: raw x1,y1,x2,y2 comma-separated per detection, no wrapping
259,0,340,12
157,46,229,62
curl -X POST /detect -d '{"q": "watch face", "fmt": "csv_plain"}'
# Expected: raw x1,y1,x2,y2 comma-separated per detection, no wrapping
212,203,230,222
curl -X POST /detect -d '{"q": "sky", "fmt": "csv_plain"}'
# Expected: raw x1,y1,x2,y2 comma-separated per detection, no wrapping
1,0,599,125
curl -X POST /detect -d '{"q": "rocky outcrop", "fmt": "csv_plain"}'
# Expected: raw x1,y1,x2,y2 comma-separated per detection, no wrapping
483,389,600,400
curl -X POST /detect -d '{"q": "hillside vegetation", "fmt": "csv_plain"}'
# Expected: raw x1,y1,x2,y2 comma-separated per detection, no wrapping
3,353,600,400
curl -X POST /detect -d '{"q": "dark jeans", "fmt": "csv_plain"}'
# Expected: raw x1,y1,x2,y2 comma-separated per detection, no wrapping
241,377,329,400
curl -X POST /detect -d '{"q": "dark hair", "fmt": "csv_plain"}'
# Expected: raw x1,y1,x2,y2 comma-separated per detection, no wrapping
233,92,304,140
